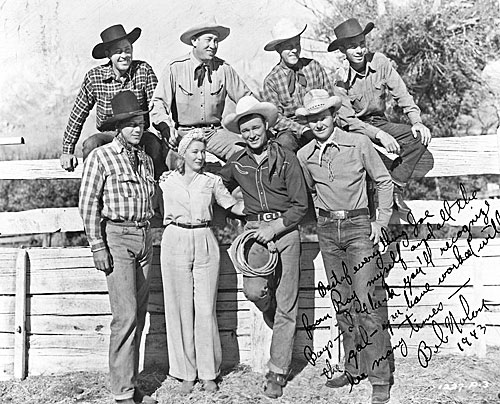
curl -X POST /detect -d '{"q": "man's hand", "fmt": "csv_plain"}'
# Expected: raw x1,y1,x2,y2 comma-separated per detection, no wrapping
60,153,78,172
369,222,384,245
168,128,182,150
376,130,400,154
158,170,172,182
93,249,113,275
254,226,276,244
411,122,432,146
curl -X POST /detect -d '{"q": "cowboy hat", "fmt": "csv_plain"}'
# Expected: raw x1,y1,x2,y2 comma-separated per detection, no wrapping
295,89,342,118
223,96,278,134
327,18,374,52
264,18,307,52
180,18,230,45
101,91,149,129
92,24,141,59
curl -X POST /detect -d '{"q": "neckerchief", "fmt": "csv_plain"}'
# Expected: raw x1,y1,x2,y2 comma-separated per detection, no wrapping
194,63,213,87
267,138,286,181
286,61,307,95
116,133,144,172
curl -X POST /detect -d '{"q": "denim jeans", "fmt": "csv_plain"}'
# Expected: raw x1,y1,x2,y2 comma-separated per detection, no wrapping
105,222,153,400
316,214,392,386
82,130,169,180
364,115,427,186
242,221,301,374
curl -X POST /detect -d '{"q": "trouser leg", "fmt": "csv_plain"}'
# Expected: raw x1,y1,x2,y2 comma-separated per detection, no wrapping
205,128,245,161
105,224,153,401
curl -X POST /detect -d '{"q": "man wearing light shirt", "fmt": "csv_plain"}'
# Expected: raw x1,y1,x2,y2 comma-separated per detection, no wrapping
296,89,393,404
150,19,252,161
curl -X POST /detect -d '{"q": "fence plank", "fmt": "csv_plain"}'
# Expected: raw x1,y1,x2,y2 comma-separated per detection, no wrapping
13,250,27,380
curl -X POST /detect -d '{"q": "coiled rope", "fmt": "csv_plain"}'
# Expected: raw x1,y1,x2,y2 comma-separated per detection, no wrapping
227,230,278,277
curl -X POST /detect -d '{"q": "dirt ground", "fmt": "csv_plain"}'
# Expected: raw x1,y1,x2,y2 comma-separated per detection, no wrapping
1,348,500,404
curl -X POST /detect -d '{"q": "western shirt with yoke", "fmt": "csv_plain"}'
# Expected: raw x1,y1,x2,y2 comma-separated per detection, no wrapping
297,127,393,227
79,137,156,252
335,52,423,140
159,171,236,226
150,52,251,129
263,58,335,137
63,60,158,154
218,142,308,229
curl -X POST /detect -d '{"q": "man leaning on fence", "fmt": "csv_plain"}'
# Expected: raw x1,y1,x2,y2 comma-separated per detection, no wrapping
296,89,394,404
219,96,309,399
79,91,157,404
61,24,167,179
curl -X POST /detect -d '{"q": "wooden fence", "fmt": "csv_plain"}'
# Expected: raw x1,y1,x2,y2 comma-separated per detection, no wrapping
1,132,500,380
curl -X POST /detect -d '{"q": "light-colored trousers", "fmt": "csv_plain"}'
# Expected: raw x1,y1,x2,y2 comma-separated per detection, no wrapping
160,225,222,381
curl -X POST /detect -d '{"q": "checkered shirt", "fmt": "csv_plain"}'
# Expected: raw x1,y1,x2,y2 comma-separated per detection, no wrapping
63,60,158,154
79,138,155,252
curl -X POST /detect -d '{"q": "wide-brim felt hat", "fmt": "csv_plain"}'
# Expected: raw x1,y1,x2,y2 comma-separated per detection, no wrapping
264,19,307,51
101,90,149,129
92,24,141,59
295,89,342,118
223,96,278,134
327,18,374,52
180,19,230,45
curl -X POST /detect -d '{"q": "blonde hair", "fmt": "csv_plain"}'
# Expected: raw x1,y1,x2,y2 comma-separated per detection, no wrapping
176,129,207,174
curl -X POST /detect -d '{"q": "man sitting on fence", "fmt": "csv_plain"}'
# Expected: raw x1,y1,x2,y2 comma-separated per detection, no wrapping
79,91,157,404
296,89,394,404
219,96,309,399
61,24,167,179
329,18,432,215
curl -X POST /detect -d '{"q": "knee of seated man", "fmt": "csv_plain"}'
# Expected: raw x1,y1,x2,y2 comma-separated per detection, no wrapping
275,132,299,153
82,132,115,160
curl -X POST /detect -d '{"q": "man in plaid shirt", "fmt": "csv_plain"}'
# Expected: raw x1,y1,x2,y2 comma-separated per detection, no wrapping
61,24,167,179
262,19,336,152
79,91,157,404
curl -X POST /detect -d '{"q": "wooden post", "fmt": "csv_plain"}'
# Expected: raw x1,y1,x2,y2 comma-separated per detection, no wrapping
249,304,272,373
14,249,28,379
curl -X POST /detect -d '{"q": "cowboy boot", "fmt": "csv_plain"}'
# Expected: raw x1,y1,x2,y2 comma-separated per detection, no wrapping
393,184,411,215
371,384,391,404
325,372,350,388
264,371,287,399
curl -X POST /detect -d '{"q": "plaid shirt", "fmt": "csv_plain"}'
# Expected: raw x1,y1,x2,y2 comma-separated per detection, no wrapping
63,60,158,154
79,138,155,252
262,58,335,137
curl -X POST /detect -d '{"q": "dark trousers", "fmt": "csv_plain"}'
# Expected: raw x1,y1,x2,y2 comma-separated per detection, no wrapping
273,129,315,153
316,214,393,386
82,130,169,180
364,115,427,186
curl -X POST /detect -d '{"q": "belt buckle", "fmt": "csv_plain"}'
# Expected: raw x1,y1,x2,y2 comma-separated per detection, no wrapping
330,210,347,220
261,212,275,222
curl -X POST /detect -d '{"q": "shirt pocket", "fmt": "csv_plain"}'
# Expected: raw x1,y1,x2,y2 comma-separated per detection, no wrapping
117,173,140,198
349,93,364,112
373,80,387,100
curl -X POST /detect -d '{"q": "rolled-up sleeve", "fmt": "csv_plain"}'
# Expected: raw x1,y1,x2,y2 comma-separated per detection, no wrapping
213,175,237,209
150,63,176,128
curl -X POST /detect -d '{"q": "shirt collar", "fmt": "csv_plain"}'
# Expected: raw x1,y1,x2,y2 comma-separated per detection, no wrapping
316,127,343,165
279,58,303,72
347,53,377,85
190,51,214,70
102,61,132,82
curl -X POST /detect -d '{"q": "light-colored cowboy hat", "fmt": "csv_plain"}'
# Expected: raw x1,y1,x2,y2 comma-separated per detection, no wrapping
92,24,141,59
264,18,307,51
327,18,375,52
180,17,230,45
295,89,342,118
101,90,149,129
223,96,278,134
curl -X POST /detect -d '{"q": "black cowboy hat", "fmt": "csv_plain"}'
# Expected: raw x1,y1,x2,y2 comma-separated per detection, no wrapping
92,24,141,59
101,91,149,129
327,18,374,52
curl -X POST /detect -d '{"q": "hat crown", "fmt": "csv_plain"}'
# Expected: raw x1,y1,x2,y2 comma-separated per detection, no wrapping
111,91,142,117
270,18,306,41
235,96,261,114
303,89,331,110
100,24,128,43
334,18,364,40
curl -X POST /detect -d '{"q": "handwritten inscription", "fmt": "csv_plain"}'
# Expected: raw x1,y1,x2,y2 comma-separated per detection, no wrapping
306,183,494,386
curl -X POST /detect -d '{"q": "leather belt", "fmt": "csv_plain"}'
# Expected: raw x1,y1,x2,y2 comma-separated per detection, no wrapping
108,219,150,228
178,123,221,130
171,221,211,229
318,208,369,220
246,212,282,222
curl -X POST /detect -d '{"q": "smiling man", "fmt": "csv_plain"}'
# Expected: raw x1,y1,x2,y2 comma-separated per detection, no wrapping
79,91,157,404
61,24,167,178
262,19,337,152
151,19,252,162
219,96,308,399
329,18,432,215
296,89,394,404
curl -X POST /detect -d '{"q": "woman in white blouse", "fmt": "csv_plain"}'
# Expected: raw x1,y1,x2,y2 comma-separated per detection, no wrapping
159,129,243,395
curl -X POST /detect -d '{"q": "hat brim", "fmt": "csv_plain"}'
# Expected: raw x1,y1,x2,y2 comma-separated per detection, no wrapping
92,27,142,59
327,22,374,52
264,24,307,51
101,109,149,131
295,96,342,118
223,103,278,134
180,25,230,45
